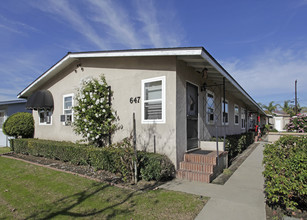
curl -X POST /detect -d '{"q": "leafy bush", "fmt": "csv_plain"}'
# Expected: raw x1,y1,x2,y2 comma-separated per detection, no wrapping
88,138,134,182
287,113,307,133
138,151,175,181
73,75,120,147
11,138,175,182
263,135,307,211
2,112,34,138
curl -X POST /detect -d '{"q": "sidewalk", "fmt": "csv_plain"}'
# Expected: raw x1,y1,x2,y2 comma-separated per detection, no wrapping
161,142,266,220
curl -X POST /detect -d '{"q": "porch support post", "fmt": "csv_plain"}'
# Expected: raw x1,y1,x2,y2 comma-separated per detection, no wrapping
108,86,112,145
223,77,226,152
215,115,219,164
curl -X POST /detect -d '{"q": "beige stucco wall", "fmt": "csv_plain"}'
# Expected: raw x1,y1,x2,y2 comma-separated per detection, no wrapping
33,56,178,166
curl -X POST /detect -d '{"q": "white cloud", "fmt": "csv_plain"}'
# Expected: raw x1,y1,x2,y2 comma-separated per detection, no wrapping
0,24,23,34
135,0,163,47
30,0,183,50
0,15,39,35
0,52,45,100
87,0,141,49
134,0,183,47
222,47,307,105
31,0,107,49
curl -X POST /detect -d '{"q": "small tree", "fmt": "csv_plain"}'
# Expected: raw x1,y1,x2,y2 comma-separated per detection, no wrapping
73,75,119,147
2,112,34,138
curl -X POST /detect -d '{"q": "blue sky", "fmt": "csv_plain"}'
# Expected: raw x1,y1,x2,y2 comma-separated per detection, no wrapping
0,0,306,107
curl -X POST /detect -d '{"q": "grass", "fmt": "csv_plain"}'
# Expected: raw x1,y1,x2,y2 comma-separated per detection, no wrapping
0,157,208,219
0,147,11,154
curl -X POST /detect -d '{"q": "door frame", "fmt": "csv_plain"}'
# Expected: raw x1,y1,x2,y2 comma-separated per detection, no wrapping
186,81,199,152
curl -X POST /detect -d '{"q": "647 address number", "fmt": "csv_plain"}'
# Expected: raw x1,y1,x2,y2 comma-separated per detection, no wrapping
130,97,141,104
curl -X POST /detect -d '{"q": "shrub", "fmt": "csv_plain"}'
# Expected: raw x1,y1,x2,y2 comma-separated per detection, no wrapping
2,112,34,138
88,138,134,182
212,132,255,164
11,138,175,182
138,151,175,181
287,114,307,133
263,135,307,211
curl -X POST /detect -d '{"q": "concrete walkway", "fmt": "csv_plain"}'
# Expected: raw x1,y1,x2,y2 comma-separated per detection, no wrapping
161,142,266,220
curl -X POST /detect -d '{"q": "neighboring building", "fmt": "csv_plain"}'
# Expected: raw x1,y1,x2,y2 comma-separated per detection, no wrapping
18,47,267,169
0,100,31,146
272,110,291,131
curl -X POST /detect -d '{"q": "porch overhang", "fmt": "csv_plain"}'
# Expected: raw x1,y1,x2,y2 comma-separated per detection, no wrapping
177,49,267,116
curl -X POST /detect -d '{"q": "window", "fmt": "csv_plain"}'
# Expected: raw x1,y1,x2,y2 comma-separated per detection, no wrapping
234,105,239,125
222,100,229,125
206,91,215,124
63,94,74,125
142,76,165,123
38,110,52,125
241,108,246,129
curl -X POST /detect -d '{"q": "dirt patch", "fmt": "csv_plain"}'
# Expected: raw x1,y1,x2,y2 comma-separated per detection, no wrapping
1,153,163,191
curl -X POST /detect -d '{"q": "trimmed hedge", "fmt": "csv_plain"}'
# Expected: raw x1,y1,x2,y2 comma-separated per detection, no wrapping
10,138,175,182
212,132,255,163
263,135,307,211
2,112,34,138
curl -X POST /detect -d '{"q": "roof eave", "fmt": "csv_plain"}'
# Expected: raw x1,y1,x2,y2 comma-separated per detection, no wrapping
17,47,204,99
200,48,267,116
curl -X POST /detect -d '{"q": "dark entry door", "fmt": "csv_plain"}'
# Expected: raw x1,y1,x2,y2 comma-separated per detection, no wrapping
186,82,198,150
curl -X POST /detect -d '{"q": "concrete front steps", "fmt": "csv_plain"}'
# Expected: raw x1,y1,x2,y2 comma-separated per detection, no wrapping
177,150,228,183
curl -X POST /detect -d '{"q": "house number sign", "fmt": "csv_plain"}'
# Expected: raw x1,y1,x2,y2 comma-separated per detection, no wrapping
130,97,141,104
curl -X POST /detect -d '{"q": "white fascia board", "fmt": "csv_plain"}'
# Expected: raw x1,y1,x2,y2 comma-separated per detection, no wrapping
200,50,266,115
69,48,203,59
17,55,78,98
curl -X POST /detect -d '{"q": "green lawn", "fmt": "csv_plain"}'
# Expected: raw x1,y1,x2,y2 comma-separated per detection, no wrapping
0,147,11,154
0,156,207,219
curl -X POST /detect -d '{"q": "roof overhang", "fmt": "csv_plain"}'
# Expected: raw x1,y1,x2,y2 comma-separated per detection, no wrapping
0,99,27,106
17,47,267,116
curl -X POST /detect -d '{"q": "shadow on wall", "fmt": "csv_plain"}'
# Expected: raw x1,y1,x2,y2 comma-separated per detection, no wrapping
136,123,175,157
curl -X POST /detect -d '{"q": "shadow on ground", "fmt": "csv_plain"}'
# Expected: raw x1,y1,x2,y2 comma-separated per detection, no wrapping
25,182,135,219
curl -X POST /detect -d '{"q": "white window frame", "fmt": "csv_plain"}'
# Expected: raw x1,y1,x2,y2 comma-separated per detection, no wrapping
38,109,52,125
241,108,246,129
221,99,229,125
234,104,239,125
63,93,74,125
206,90,215,125
141,76,166,124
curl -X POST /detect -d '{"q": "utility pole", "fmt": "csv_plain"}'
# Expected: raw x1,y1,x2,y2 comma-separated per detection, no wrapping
295,80,298,115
